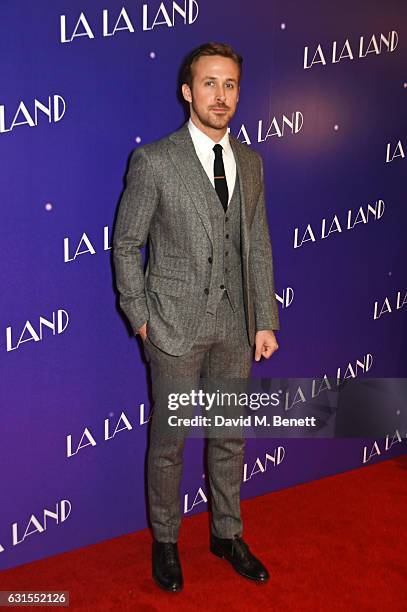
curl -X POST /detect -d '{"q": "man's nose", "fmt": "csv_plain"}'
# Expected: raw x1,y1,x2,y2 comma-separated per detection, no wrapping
215,86,226,102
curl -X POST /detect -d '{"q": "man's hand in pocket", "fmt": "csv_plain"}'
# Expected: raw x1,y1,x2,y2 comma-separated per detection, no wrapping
137,322,148,342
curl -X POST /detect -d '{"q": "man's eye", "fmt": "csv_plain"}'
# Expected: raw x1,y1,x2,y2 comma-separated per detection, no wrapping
204,80,234,88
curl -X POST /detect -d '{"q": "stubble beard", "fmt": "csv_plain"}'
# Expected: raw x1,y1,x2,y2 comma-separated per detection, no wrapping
191,100,234,133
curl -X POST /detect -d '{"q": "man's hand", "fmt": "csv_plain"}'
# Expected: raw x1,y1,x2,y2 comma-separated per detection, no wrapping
254,330,278,361
137,321,148,342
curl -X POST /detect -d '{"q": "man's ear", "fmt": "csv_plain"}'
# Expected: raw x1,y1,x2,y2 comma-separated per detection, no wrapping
181,83,192,104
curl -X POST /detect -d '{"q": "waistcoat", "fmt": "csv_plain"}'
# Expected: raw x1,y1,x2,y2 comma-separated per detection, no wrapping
196,164,245,315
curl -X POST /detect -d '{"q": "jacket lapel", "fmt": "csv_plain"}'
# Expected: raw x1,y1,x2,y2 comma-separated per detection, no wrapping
167,123,254,246
229,134,252,253
167,123,213,243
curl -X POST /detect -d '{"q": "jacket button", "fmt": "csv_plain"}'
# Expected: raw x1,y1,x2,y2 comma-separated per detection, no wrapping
225,216,229,222
204,288,209,294
208,257,213,264
220,284,225,289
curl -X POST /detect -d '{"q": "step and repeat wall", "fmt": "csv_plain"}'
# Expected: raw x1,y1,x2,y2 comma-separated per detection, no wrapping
1,0,406,571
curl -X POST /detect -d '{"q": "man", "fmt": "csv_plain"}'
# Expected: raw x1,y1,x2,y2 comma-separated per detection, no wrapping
113,42,280,592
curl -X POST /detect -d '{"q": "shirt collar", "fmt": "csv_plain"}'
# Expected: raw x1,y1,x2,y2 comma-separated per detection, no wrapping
188,118,231,157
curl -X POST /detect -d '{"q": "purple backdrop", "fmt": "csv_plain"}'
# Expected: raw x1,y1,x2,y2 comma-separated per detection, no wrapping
0,0,406,571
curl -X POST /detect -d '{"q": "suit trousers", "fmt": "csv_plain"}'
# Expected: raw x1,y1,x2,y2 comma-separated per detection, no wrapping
144,291,253,543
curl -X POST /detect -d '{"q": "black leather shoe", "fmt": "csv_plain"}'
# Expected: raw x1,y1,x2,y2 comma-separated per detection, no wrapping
210,534,270,583
152,541,183,592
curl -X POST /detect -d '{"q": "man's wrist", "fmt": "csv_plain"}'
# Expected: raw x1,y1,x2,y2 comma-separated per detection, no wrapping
134,320,148,335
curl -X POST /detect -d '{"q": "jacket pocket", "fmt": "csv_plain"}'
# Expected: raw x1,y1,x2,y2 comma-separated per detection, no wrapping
156,255,189,272
147,273,187,297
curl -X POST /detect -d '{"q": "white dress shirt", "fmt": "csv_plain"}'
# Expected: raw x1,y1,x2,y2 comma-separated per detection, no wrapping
187,117,236,206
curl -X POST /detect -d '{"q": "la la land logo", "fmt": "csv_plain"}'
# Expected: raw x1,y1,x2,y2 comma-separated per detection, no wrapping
235,112,304,145
5,309,69,352
184,448,285,513
304,30,398,68
278,352,373,413
373,289,407,320
386,139,405,163
275,286,294,310
64,225,111,262
0,95,66,134
294,199,385,248
66,406,151,457
60,1,199,42
0,500,71,553
363,430,406,464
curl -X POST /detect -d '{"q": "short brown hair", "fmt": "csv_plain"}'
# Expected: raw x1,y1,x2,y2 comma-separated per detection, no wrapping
181,42,243,88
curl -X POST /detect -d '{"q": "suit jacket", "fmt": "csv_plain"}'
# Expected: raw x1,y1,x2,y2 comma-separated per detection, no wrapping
113,121,280,356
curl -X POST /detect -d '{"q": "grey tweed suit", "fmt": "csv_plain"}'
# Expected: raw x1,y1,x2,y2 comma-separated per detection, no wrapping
113,121,279,542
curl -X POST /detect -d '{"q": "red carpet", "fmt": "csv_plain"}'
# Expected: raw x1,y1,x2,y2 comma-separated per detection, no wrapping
2,455,406,611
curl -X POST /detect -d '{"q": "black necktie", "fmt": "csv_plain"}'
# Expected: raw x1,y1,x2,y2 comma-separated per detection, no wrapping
213,144,228,212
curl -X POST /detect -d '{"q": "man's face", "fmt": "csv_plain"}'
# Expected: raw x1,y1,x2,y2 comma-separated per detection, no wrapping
182,55,240,135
